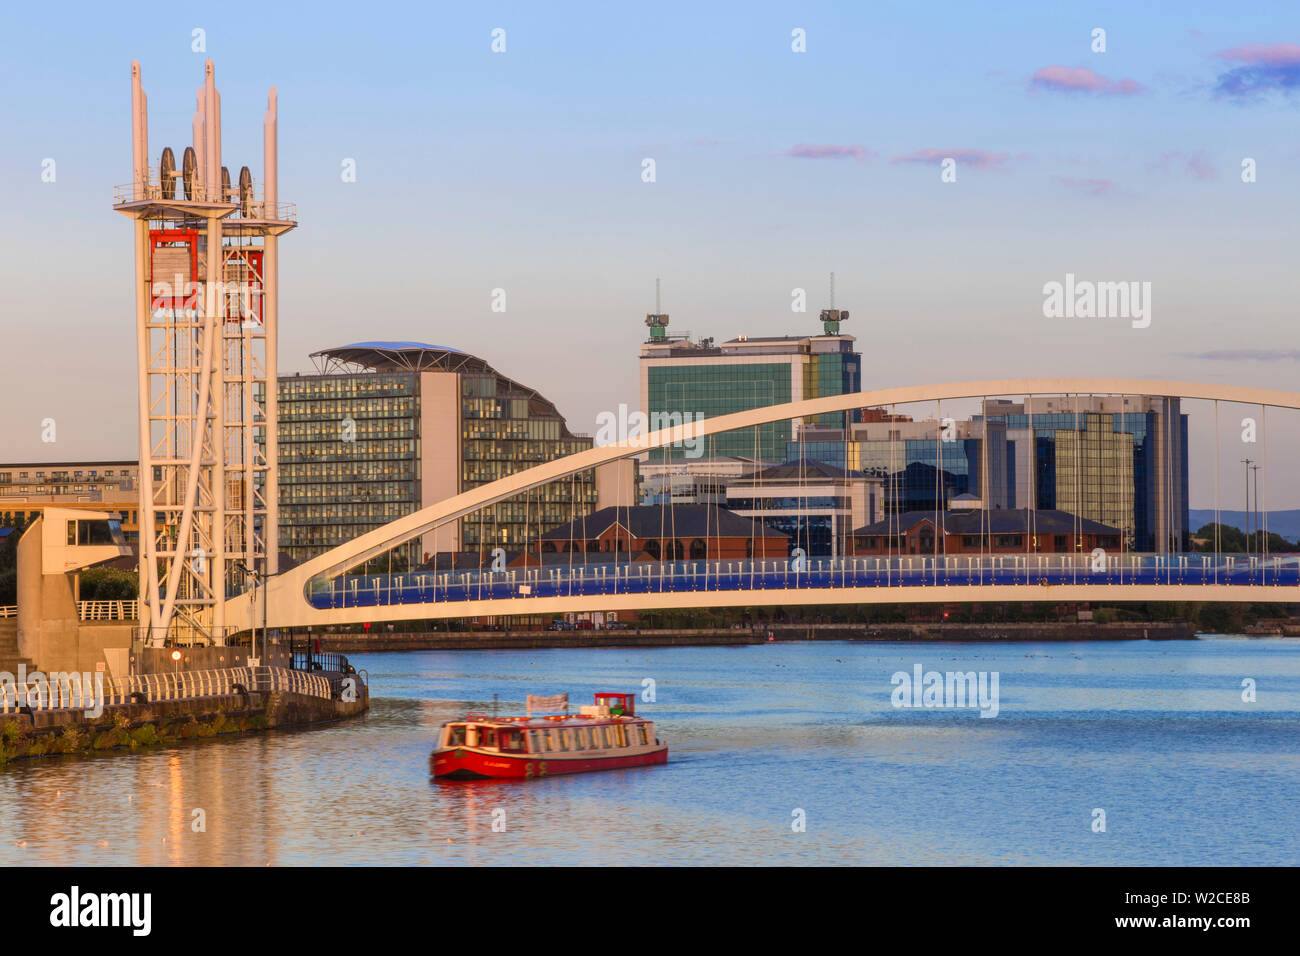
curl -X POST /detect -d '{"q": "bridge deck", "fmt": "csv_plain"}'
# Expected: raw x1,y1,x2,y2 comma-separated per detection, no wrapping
308,555,1300,612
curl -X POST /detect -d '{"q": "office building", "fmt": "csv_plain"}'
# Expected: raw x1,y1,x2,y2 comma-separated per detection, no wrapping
724,459,884,557
0,461,140,544
639,310,861,463
277,342,629,566
979,396,1189,552
851,504,1124,556
519,504,789,563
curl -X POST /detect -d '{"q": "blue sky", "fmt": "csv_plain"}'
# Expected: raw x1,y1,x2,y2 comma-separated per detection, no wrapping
2,1,1299,506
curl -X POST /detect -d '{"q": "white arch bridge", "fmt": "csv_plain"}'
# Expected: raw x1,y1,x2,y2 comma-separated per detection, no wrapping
224,378,1300,631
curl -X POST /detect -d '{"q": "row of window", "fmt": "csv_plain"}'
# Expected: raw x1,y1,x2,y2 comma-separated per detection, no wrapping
280,463,416,482
0,470,131,482
279,440,416,463
279,398,416,420
279,375,415,400
280,421,417,441
448,722,653,752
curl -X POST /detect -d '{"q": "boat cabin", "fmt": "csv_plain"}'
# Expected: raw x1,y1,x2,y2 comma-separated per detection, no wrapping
440,693,655,755
595,692,635,716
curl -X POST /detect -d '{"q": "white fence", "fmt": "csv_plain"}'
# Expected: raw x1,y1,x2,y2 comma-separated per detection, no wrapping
78,600,139,621
0,606,16,619
0,665,331,713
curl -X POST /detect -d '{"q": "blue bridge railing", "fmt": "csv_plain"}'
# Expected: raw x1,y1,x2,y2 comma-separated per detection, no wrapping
307,553,1300,610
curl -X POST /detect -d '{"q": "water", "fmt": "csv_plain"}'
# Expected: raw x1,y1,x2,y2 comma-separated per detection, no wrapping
2,637,1298,865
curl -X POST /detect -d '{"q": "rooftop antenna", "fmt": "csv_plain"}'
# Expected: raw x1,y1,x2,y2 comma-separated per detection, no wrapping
645,276,670,341
820,270,848,335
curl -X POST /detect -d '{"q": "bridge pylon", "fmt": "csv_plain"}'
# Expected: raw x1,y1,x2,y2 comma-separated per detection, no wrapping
114,59,296,645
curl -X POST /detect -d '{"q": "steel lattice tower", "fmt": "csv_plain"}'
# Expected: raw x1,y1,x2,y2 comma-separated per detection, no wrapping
113,60,295,645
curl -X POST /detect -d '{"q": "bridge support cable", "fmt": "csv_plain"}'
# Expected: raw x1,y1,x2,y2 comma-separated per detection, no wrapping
934,398,942,587
1261,404,1269,567
749,424,758,592
1214,400,1221,583
890,403,898,587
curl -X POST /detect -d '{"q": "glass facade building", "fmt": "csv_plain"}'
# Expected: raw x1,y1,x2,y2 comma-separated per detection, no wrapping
640,334,860,462
981,397,1189,552
791,438,980,516
279,372,421,562
790,395,1188,552
277,343,599,567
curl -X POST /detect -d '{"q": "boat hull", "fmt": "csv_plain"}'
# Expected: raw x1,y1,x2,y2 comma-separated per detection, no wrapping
432,745,668,780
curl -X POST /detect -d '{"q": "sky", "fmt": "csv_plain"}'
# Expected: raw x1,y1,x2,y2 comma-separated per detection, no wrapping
1,0,1298,508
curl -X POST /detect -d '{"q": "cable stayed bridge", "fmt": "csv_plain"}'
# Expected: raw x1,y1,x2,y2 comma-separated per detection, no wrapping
221,378,1300,632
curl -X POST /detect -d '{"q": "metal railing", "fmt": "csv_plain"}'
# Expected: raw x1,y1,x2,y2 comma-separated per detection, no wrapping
308,552,1300,609
112,173,297,223
0,606,16,619
78,600,139,621
290,650,349,674
0,665,332,714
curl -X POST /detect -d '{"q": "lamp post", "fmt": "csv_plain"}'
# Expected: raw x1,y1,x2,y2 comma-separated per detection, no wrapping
235,562,286,666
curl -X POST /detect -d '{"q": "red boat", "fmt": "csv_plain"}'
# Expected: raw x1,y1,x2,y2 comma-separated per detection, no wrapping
432,692,668,780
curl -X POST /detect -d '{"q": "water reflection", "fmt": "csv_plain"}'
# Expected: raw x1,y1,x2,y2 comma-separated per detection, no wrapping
0,637,1297,865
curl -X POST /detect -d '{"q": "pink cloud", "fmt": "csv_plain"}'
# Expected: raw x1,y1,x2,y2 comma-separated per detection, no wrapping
891,148,1010,170
1029,65,1143,95
1217,42,1300,65
1055,176,1116,197
779,144,873,162
1186,151,1216,180
1152,150,1218,181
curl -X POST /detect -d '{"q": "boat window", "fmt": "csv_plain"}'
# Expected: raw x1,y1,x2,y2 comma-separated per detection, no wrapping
500,729,524,753
447,725,466,746
604,726,618,748
560,728,575,751
548,730,562,752
635,724,648,746
576,727,590,749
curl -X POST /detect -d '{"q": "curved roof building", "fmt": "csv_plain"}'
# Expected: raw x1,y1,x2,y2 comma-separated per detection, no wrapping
279,342,607,565
309,342,579,434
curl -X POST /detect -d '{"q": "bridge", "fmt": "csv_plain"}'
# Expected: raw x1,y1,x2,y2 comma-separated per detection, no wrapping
224,378,1300,631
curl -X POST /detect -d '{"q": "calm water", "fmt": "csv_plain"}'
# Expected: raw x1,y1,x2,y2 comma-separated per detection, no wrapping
2,636,1298,866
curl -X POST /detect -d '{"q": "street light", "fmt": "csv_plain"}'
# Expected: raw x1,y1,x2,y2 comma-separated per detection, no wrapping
234,561,286,666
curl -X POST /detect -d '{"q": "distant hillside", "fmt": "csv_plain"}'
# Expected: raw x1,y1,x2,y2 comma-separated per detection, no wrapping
1189,509,1300,543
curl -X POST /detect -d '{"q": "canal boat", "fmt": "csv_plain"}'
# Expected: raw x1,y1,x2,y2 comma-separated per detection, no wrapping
431,692,667,779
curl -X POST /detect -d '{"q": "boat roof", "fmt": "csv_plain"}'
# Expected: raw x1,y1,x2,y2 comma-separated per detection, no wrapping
448,715,646,728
